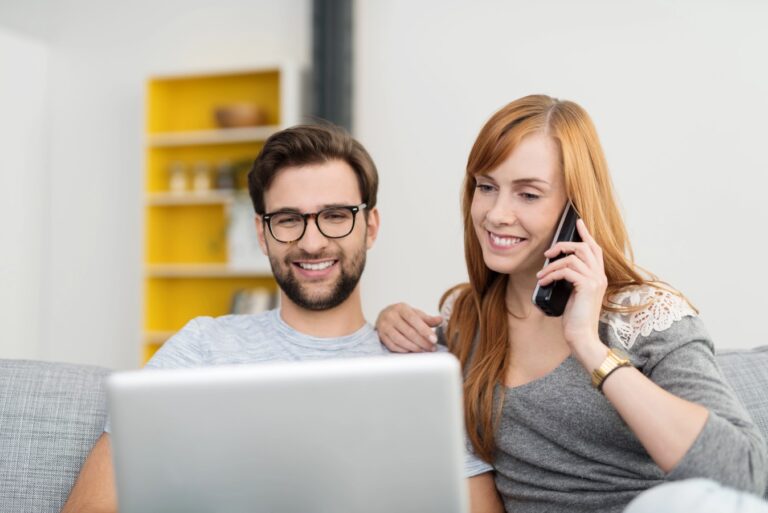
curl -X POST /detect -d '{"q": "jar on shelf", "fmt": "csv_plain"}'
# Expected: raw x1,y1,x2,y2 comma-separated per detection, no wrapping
192,161,211,193
168,161,188,194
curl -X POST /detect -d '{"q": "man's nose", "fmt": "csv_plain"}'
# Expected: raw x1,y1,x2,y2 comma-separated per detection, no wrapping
297,217,329,253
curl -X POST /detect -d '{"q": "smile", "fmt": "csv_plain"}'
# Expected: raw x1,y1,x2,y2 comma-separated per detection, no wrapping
294,259,337,271
488,232,526,248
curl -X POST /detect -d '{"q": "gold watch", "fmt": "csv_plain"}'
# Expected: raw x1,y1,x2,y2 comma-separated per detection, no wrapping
591,348,632,392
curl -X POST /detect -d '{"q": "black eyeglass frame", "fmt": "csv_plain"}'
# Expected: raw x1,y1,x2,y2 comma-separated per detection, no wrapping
261,203,367,243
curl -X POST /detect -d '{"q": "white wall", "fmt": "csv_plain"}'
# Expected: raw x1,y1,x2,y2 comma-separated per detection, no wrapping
356,0,768,349
4,0,765,367
41,0,311,368
0,28,48,359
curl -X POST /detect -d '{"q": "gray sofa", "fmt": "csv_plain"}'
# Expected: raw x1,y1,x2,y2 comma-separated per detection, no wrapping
1,348,767,512
0,360,110,513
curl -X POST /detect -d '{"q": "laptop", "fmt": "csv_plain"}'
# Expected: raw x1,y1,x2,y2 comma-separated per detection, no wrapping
107,353,469,513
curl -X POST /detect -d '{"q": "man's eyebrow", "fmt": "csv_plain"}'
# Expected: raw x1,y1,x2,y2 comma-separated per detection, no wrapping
265,206,301,214
266,202,359,213
320,202,360,209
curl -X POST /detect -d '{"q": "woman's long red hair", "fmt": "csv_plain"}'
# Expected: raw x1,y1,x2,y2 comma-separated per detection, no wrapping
445,95,657,462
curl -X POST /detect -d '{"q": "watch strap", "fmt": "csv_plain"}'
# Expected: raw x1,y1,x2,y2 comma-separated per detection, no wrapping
591,348,632,391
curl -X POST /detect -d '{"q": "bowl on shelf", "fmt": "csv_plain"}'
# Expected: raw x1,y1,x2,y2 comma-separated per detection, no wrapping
213,103,267,128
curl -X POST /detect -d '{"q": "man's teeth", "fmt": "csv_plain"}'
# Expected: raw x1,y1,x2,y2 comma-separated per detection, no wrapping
298,261,335,271
490,233,524,247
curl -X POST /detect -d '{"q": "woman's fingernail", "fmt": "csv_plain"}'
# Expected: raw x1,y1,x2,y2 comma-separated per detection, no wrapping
429,334,438,344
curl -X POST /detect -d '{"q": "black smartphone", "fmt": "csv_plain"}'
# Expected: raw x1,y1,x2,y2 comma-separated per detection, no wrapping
532,203,581,317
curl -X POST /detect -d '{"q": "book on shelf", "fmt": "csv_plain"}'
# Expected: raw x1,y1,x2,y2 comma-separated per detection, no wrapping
227,193,270,269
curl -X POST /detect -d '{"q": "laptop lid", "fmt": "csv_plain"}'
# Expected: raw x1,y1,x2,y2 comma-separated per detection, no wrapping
107,353,469,513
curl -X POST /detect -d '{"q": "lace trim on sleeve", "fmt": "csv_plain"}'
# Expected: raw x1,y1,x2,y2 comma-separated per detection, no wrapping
599,285,698,350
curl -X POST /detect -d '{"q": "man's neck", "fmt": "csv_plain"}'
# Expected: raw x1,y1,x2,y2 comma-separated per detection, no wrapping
278,288,367,338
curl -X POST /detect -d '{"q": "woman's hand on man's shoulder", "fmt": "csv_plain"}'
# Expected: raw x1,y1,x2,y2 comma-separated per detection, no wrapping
375,303,443,353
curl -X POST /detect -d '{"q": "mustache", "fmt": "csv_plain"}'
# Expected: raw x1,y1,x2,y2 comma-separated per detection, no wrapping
283,249,341,263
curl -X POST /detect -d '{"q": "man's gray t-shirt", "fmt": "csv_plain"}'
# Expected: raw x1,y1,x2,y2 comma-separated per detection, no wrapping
114,309,492,478
145,309,388,368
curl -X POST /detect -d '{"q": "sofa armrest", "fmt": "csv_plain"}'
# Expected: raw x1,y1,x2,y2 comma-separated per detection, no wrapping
716,346,768,498
0,359,111,513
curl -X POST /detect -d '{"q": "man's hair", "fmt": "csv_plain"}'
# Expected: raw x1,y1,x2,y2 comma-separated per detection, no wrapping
248,123,379,214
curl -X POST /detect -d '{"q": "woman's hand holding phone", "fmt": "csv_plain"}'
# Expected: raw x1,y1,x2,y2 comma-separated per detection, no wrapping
535,219,609,368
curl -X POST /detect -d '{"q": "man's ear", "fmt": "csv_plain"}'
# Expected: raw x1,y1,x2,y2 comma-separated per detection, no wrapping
255,215,269,255
365,207,380,250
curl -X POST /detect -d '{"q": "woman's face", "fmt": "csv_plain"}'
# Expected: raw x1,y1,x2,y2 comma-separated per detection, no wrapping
471,132,568,281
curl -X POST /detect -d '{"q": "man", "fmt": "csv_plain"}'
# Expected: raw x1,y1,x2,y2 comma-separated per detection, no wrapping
62,124,501,513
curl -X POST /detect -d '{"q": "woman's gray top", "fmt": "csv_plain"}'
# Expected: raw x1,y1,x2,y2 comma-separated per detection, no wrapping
442,285,767,513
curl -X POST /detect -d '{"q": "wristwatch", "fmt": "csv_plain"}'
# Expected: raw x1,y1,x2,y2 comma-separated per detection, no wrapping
591,348,632,392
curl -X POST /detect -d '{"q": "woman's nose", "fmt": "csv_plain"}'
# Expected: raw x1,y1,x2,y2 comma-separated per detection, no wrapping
485,197,517,227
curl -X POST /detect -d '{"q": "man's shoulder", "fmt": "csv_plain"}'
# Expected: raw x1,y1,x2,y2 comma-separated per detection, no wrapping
186,310,277,335
147,310,279,368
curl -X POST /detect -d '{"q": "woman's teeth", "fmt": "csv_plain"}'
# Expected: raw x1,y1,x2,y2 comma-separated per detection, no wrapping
490,233,524,247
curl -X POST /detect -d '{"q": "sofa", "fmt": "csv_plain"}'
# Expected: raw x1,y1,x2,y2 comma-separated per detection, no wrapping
1,348,767,513
0,360,110,513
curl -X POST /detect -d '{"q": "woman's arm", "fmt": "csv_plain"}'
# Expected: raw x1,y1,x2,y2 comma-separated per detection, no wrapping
539,220,767,493
574,342,710,473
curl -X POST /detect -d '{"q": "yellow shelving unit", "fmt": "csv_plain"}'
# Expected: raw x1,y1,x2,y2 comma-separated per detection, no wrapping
142,65,299,364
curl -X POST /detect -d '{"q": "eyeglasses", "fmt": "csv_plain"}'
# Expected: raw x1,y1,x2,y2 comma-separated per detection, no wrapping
262,203,367,243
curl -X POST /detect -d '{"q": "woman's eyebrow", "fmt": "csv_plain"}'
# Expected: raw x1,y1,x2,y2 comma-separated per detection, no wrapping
511,177,550,186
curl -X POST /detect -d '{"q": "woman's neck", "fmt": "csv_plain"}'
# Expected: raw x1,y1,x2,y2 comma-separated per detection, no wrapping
505,272,541,318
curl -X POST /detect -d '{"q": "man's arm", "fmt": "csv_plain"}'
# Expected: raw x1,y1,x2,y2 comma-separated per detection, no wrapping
61,433,118,513
469,472,504,513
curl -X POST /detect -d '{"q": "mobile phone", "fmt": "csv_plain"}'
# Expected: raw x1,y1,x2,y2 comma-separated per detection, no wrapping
532,203,581,317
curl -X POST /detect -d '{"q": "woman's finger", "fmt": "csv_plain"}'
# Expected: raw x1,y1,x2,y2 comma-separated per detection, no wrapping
396,312,438,351
536,255,595,286
544,241,597,269
537,254,590,283
537,266,585,288
576,219,604,261
382,327,432,353
404,308,440,345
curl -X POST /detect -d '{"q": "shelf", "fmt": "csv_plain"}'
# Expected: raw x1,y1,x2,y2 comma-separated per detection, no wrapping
147,126,280,147
141,65,294,365
146,263,271,278
146,191,238,206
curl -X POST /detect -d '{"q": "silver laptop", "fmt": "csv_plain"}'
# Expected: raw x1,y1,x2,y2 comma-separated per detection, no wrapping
107,353,469,513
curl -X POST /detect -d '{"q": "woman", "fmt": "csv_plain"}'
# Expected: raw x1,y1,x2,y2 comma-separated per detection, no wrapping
376,95,767,512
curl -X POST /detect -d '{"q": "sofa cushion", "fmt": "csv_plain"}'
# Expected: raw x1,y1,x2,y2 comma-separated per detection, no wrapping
717,347,768,445
0,359,110,513
717,346,768,498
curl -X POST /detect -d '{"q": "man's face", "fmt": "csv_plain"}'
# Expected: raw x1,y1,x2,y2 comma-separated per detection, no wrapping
256,160,379,311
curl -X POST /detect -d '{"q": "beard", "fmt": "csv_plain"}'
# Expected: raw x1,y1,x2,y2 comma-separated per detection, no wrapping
268,244,367,311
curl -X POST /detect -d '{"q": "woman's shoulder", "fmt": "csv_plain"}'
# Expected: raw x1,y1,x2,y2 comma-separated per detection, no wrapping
438,284,472,321
599,283,700,350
